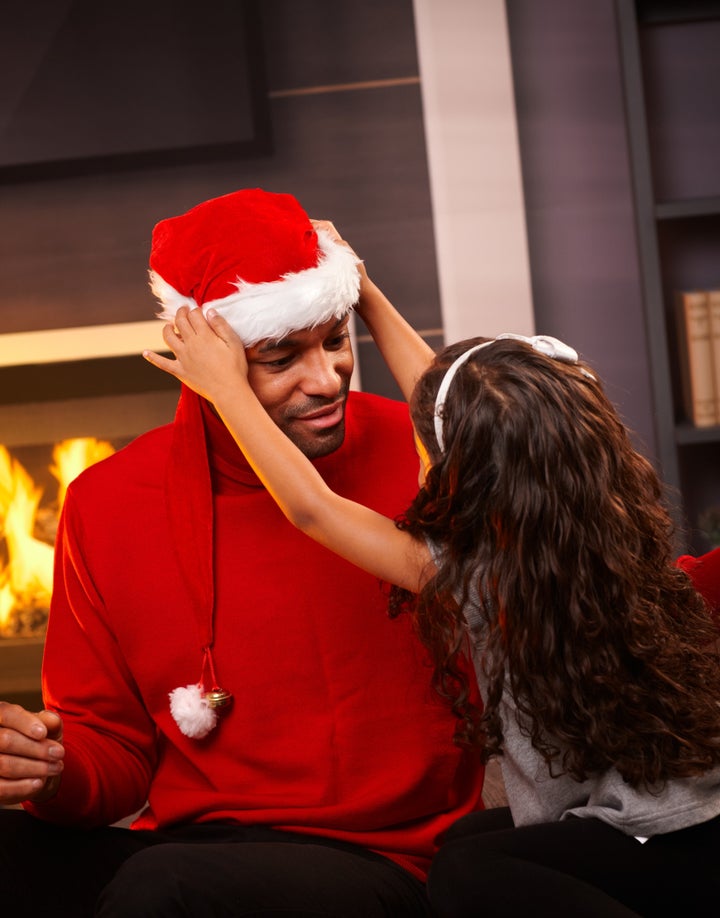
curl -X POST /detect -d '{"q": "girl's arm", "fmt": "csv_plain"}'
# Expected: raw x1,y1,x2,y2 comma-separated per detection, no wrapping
312,221,435,402
143,306,433,594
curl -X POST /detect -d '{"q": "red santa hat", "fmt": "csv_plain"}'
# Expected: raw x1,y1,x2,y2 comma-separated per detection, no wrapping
149,188,361,346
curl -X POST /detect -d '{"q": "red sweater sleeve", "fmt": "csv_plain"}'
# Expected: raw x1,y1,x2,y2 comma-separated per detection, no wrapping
676,548,720,627
24,488,157,827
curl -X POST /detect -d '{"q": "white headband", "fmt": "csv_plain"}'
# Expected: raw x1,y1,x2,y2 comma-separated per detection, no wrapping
432,333,583,452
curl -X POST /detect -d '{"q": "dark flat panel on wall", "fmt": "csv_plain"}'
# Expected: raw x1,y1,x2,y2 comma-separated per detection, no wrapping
0,0,270,179
261,0,420,89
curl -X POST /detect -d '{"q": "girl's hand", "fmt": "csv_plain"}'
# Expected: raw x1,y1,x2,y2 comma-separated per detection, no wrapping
311,219,434,402
311,219,370,287
143,306,249,404
311,218,346,247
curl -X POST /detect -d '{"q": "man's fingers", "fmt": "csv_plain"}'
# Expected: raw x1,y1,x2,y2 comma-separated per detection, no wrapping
36,710,63,745
0,702,64,807
0,777,46,806
0,748,63,780
0,702,48,740
0,720,64,765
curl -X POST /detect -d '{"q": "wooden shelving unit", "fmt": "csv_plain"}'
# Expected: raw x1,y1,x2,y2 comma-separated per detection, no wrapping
616,0,720,551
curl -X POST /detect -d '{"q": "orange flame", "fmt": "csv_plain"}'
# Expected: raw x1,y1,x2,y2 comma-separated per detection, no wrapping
51,437,115,509
0,438,115,637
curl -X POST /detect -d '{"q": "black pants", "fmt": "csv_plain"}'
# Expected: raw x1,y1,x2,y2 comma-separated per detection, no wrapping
0,809,432,917
427,807,720,917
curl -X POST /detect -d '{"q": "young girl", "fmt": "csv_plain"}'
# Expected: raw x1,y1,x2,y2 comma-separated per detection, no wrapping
144,223,720,917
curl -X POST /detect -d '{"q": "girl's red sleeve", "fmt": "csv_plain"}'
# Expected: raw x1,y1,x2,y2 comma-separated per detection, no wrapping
677,548,720,626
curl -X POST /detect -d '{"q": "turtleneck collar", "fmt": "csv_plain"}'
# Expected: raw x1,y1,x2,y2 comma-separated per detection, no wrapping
197,388,352,492
199,394,266,489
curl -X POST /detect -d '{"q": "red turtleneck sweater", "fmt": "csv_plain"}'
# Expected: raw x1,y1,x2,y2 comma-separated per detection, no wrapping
27,389,485,882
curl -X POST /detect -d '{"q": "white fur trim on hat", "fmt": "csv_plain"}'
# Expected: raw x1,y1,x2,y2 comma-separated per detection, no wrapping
150,229,361,347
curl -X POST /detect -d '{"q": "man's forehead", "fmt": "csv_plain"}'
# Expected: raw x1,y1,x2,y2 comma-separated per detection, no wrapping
255,315,349,353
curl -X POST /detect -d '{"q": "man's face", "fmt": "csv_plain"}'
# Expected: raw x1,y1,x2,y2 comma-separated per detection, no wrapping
245,315,354,459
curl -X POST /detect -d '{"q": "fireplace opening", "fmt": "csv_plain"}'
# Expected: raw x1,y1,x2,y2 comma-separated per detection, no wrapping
0,329,180,706
0,438,120,641
0,437,129,704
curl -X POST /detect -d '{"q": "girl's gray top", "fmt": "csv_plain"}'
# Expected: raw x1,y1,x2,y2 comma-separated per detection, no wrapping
432,542,720,838
490,671,720,838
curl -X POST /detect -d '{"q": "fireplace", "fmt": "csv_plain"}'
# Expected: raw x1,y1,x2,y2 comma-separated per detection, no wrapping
0,321,179,704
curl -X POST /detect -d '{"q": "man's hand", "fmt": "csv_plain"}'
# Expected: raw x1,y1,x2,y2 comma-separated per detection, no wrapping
0,703,64,804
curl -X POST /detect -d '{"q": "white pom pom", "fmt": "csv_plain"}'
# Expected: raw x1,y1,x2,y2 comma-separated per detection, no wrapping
169,684,218,738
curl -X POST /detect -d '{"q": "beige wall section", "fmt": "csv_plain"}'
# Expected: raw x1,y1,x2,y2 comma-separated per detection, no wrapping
412,0,534,343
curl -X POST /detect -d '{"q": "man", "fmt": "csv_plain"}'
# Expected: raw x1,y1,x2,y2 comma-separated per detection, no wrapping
0,189,485,916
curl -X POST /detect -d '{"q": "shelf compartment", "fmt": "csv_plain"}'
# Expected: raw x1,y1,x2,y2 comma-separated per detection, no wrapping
675,422,720,444
638,16,720,202
655,196,720,220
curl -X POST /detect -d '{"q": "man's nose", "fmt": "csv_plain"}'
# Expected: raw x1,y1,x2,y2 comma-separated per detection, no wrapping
299,350,346,397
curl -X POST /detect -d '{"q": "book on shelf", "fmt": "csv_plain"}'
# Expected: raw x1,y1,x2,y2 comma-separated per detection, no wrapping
709,290,720,421
674,289,719,428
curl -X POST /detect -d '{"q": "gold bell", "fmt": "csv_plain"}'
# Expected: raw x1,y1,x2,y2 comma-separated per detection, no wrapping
204,688,233,709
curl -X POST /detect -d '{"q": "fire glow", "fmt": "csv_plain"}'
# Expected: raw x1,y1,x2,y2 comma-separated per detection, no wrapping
0,438,115,638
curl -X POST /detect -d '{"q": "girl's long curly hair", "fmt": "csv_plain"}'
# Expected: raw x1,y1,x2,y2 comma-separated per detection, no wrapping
392,336,720,788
